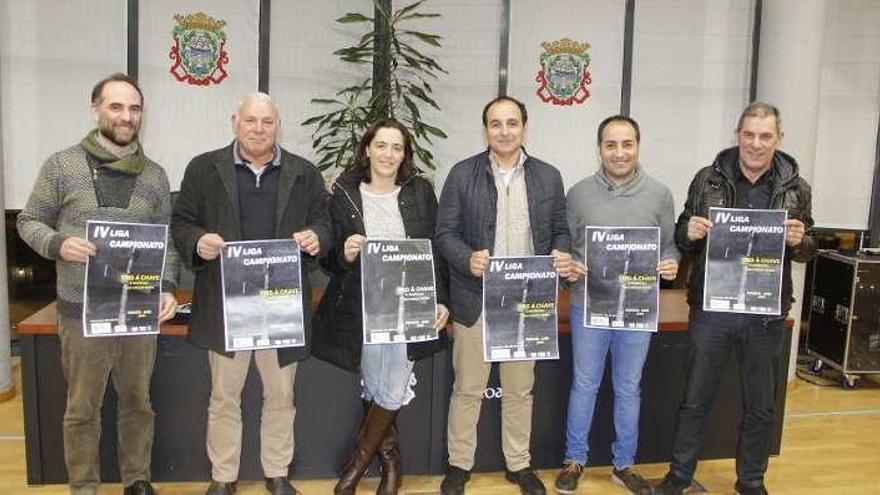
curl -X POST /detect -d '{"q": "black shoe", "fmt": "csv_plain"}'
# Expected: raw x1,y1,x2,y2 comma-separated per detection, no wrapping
205,481,237,495
654,472,689,495
735,481,769,495
123,480,156,495
611,467,652,495
505,467,546,495
265,477,300,495
440,466,471,495
553,461,584,494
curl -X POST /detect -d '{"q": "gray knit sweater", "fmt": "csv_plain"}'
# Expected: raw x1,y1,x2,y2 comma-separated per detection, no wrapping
566,166,679,309
17,143,179,318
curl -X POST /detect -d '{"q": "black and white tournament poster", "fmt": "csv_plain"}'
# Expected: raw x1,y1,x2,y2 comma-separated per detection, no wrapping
220,239,305,351
83,220,168,337
360,238,438,344
703,207,786,315
584,226,660,332
482,256,559,362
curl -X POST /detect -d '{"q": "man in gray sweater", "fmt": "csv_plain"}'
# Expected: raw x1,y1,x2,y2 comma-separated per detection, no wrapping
554,115,679,495
17,73,178,495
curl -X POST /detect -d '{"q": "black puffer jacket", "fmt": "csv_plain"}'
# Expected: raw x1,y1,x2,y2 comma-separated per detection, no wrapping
674,146,816,315
311,167,449,372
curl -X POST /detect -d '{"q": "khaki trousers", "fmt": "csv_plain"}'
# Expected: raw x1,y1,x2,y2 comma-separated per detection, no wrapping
58,314,156,494
446,317,536,471
207,349,297,482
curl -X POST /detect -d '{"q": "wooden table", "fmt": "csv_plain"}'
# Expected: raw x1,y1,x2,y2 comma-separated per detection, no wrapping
17,288,790,484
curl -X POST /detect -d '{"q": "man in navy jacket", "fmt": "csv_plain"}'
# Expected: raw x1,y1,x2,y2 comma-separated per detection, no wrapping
436,96,572,495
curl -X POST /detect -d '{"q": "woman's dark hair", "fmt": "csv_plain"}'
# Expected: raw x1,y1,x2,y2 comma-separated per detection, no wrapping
355,118,415,184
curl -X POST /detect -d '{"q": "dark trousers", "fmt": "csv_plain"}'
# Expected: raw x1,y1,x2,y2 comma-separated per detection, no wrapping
669,308,785,488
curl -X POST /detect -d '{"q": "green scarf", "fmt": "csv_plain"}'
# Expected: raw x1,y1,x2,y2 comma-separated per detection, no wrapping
80,131,146,175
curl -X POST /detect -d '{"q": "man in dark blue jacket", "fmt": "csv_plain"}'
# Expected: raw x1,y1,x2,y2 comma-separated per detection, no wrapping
655,102,816,495
436,96,572,495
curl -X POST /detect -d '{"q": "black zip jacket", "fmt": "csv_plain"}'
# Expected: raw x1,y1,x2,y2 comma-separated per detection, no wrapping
435,149,570,326
310,167,449,373
674,146,816,316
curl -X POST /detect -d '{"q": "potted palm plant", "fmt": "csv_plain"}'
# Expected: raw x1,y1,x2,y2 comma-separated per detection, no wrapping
302,0,448,174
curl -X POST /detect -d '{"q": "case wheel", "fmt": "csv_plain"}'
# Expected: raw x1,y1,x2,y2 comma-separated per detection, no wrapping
842,374,860,389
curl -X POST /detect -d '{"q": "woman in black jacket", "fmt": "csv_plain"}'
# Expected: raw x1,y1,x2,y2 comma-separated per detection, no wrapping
312,118,449,495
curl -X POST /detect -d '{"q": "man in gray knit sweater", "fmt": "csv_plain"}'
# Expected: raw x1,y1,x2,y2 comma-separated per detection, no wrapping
554,115,679,495
17,73,178,495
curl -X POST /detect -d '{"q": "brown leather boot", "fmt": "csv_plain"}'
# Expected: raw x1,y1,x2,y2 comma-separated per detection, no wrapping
334,403,397,495
376,420,402,495
359,399,373,478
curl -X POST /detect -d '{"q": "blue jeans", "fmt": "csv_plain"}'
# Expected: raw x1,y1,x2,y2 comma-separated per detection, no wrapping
564,305,652,468
669,308,785,488
360,342,415,410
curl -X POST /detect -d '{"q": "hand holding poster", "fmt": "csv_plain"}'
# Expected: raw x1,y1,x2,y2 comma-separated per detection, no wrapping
704,207,787,315
83,220,168,337
221,239,305,351
482,256,559,362
585,226,660,331
360,238,438,344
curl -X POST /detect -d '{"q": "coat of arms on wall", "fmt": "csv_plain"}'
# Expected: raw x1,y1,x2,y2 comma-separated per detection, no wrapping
535,38,591,106
169,12,229,86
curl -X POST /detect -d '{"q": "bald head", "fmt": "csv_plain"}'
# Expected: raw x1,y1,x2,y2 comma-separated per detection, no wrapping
234,92,279,120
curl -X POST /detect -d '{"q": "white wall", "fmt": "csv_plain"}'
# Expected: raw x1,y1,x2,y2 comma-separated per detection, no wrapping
411,0,502,189
1,0,127,208
507,0,626,190
138,1,261,189
811,0,880,230
269,0,368,168
630,0,755,213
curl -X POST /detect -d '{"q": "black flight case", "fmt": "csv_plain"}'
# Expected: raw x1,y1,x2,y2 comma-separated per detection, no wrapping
806,250,880,388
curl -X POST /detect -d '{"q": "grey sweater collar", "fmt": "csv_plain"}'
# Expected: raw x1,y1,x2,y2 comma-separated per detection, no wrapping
595,164,643,195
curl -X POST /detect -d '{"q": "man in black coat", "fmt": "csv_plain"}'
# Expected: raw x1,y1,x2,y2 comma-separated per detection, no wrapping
655,102,815,495
171,93,331,495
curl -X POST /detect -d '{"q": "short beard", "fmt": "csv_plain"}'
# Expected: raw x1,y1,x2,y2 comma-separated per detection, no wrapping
98,125,137,147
